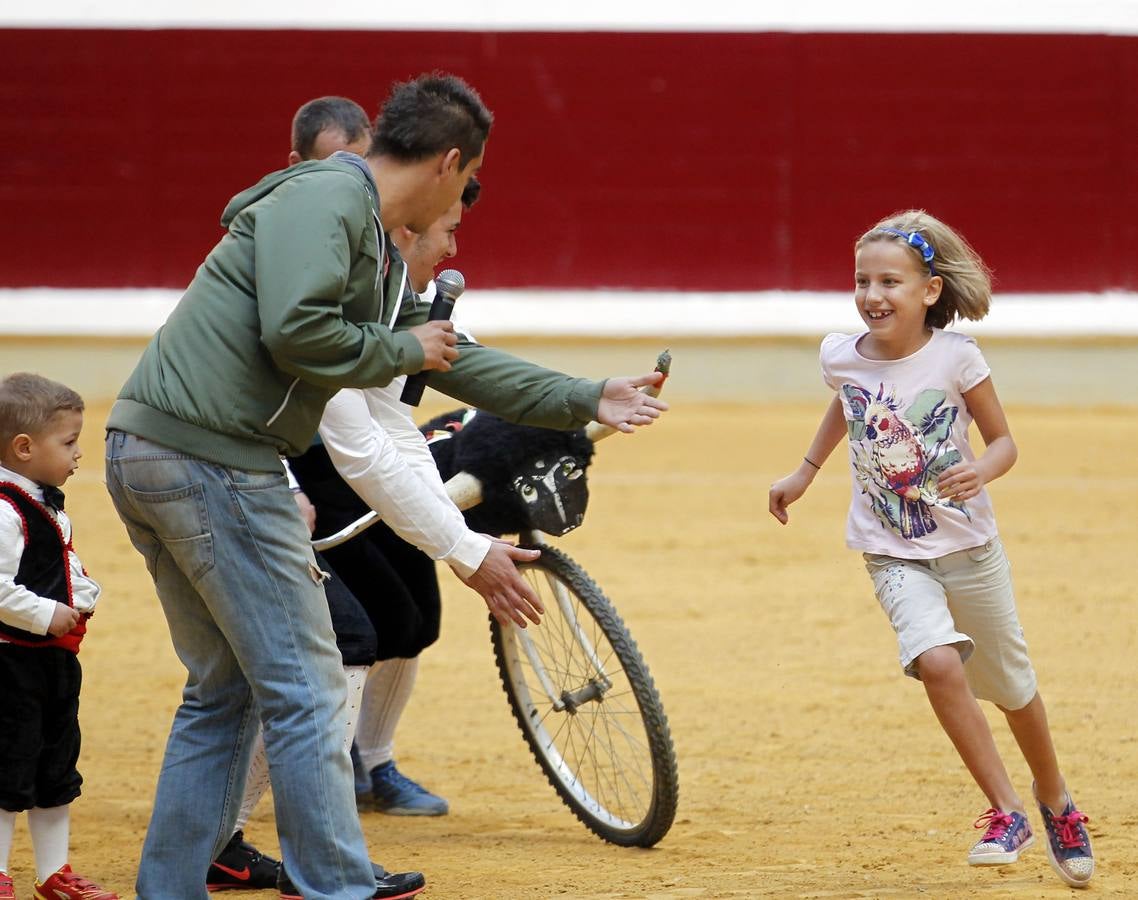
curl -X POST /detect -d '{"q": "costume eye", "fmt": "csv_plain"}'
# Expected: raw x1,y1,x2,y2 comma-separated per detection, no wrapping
519,483,538,500
879,418,890,431
561,460,582,479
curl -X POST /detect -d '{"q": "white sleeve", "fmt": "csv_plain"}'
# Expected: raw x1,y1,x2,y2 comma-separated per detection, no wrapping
957,335,992,393
318,388,491,579
0,501,59,635
59,511,101,615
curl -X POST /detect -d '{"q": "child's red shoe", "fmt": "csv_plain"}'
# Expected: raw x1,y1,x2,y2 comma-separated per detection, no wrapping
33,865,119,900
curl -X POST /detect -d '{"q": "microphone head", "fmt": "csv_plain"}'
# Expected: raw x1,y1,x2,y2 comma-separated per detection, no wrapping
435,269,465,300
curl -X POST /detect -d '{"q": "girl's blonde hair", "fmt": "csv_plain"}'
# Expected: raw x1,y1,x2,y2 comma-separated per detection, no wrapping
856,210,992,328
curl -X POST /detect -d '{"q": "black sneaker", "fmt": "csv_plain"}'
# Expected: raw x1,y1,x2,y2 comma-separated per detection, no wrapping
207,829,283,891
277,861,425,900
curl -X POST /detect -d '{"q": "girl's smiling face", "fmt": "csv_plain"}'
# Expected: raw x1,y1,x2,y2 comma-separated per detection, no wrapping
854,239,943,359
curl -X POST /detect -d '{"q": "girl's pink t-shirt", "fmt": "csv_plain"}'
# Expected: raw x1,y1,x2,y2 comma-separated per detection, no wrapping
821,328,998,559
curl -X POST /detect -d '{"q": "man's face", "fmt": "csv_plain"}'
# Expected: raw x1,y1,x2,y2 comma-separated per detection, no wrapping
395,200,463,293
407,146,483,235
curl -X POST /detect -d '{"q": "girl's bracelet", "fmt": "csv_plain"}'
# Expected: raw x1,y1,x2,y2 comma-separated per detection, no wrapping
803,456,821,471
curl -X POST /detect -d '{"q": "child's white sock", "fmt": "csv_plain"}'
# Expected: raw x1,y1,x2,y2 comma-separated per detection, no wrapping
27,805,69,882
0,808,17,873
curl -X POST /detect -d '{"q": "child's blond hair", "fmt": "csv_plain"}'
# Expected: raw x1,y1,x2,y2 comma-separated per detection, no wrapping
857,210,993,329
0,373,85,447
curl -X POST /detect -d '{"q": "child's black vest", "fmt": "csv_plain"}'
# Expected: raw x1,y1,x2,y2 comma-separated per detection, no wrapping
0,482,86,652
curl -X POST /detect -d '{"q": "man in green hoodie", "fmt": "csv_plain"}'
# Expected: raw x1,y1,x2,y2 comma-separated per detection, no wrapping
105,73,666,900
103,74,484,900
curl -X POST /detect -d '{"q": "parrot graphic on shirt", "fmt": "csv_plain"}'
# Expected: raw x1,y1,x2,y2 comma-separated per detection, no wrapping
843,383,967,540
861,396,925,501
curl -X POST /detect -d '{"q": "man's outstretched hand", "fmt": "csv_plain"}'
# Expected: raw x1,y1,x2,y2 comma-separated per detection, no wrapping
596,372,669,433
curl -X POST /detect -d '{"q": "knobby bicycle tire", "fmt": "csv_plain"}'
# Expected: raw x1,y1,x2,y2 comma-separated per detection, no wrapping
489,544,678,846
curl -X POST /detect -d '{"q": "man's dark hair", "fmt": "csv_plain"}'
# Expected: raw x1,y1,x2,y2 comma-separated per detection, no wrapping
461,177,481,210
370,73,492,169
292,96,371,161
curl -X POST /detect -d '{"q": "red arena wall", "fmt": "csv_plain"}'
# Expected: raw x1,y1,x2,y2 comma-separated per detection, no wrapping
1,28,1135,293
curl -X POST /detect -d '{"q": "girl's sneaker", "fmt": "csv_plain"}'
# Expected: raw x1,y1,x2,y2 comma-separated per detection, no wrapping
967,808,1035,865
1033,784,1094,888
0,870,14,900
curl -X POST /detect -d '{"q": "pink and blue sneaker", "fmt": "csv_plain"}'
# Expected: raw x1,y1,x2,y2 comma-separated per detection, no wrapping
1034,784,1094,888
967,808,1034,865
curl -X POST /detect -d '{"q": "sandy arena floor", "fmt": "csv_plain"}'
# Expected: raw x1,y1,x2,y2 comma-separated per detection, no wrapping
3,339,1136,899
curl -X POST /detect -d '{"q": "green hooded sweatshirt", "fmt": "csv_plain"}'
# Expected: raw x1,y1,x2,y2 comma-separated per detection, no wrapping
108,156,603,471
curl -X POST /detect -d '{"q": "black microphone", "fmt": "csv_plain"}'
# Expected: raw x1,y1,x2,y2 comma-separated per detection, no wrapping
400,268,465,406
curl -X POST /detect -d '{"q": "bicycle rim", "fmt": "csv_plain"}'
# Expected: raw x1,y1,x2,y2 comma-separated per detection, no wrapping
490,546,678,846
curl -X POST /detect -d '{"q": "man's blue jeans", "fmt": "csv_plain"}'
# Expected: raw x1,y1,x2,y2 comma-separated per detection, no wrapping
105,431,376,899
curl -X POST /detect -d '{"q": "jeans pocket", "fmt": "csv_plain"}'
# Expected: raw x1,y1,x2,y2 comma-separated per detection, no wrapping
226,467,288,492
122,481,215,583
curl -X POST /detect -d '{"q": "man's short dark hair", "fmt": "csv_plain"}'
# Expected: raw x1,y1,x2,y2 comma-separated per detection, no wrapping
292,96,371,161
370,73,492,169
461,177,481,210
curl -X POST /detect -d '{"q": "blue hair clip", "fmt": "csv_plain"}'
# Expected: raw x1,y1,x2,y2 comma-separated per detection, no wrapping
877,227,937,275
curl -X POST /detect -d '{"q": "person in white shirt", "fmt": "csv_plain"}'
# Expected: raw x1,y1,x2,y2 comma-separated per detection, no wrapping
0,372,117,900
296,176,511,816
768,211,1093,888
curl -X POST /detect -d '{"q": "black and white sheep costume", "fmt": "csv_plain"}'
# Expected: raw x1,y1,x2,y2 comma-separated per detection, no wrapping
421,408,596,538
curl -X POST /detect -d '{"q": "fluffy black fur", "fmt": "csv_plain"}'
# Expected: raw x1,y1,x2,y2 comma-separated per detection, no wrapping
421,409,595,536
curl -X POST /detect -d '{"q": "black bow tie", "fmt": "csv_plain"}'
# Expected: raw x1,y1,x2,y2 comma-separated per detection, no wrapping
40,485,66,512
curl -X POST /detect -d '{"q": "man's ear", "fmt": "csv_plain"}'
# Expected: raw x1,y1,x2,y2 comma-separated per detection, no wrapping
10,433,33,461
437,148,462,178
287,150,303,166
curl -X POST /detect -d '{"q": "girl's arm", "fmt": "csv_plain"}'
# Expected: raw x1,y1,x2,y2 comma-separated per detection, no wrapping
937,375,1018,502
769,395,847,524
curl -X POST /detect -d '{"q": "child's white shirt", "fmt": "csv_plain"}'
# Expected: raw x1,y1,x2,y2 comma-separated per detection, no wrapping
820,328,999,559
0,464,101,637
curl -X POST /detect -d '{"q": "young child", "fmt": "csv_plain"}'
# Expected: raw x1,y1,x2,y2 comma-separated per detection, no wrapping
767,211,1094,888
0,373,117,900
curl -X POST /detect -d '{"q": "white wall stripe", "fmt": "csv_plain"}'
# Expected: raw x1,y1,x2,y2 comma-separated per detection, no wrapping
2,289,1137,338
